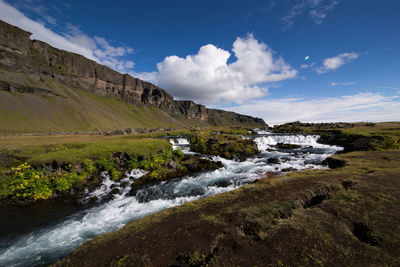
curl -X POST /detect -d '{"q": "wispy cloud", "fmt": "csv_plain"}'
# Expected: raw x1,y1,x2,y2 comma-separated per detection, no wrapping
0,0,135,73
330,81,358,86
300,62,315,69
316,52,359,74
282,0,339,30
226,92,400,125
12,0,58,26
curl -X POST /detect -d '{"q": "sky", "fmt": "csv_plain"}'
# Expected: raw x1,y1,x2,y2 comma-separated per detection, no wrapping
0,0,399,124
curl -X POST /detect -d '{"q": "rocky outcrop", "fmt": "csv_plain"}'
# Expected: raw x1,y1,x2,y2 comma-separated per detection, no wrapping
0,20,265,126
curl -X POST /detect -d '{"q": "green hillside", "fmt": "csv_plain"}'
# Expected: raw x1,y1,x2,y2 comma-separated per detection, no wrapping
0,71,206,133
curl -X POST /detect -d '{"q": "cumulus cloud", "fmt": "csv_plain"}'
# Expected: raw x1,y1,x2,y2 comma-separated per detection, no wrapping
0,0,134,73
156,34,297,105
330,81,358,86
282,0,339,30
316,52,359,74
226,92,400,125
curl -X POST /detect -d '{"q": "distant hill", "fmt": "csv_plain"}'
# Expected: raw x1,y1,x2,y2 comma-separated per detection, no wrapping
0,20,266,133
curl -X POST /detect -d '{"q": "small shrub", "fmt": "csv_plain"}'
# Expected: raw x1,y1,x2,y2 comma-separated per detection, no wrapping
54,172,78,192
372,136,400,151
7,163,53,200
110,169,124,181
172,148,184,160
81,159,97,174
50,144,67,152
95,158,114,172
127,157,140,169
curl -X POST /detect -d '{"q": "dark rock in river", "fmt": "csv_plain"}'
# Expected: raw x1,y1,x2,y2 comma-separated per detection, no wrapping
211,180,231,188
276,143,301,149
268,158,280,164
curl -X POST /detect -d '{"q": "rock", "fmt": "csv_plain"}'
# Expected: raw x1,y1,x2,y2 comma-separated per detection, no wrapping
112,152,130,168
276,143,301,149
88,196,99,203
268,158,280,164
323,157,346,169
120,181,129,188
110,188,120,195
167,160,177,169
211,180,231,188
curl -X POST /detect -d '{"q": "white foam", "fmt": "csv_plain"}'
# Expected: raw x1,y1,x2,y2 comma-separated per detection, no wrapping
255,128,271,135
170,138,190,150
127,169,148,180
254,134,343,152
84,169,147,202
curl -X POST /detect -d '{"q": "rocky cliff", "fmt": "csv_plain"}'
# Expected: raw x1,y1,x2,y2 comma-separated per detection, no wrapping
0,20,265,126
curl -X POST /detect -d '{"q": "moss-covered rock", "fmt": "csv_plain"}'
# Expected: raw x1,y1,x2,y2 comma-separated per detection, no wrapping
190,132,259,161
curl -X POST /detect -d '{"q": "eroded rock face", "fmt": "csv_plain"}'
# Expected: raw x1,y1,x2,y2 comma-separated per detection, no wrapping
0,20,266,126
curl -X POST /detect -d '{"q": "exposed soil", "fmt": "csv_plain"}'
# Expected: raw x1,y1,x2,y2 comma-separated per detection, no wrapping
55,151,400,266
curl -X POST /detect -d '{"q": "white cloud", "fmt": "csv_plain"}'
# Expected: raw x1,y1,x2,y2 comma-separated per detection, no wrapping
300,62,315,69
226,92,400,125
131,71,158,84
13,0,57,26
155,34,297,105
330,81,358,86
0,0,134,73
282,0,339,30
316,52,359,74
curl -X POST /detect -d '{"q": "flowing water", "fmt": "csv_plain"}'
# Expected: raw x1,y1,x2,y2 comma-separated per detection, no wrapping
0,130,342,266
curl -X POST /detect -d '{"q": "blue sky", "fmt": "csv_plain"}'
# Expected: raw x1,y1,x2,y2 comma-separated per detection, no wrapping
0,0,399,124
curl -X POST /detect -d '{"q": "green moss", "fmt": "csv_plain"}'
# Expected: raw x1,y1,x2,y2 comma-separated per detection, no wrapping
188,251,208,265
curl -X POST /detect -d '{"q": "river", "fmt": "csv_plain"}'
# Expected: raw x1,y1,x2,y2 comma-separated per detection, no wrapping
0,130,342,266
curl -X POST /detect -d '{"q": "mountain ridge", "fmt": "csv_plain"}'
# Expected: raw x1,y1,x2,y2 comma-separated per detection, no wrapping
0,20,266,131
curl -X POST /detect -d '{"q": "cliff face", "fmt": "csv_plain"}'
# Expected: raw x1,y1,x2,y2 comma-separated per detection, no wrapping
0,20,265,126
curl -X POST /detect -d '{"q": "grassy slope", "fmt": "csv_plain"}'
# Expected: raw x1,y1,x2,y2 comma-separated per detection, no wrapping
56,150,400,267
0,71,206,133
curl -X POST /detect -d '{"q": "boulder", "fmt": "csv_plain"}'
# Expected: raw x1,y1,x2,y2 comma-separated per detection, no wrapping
323,157,346,169
112,152,130,168
268,158,280,164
